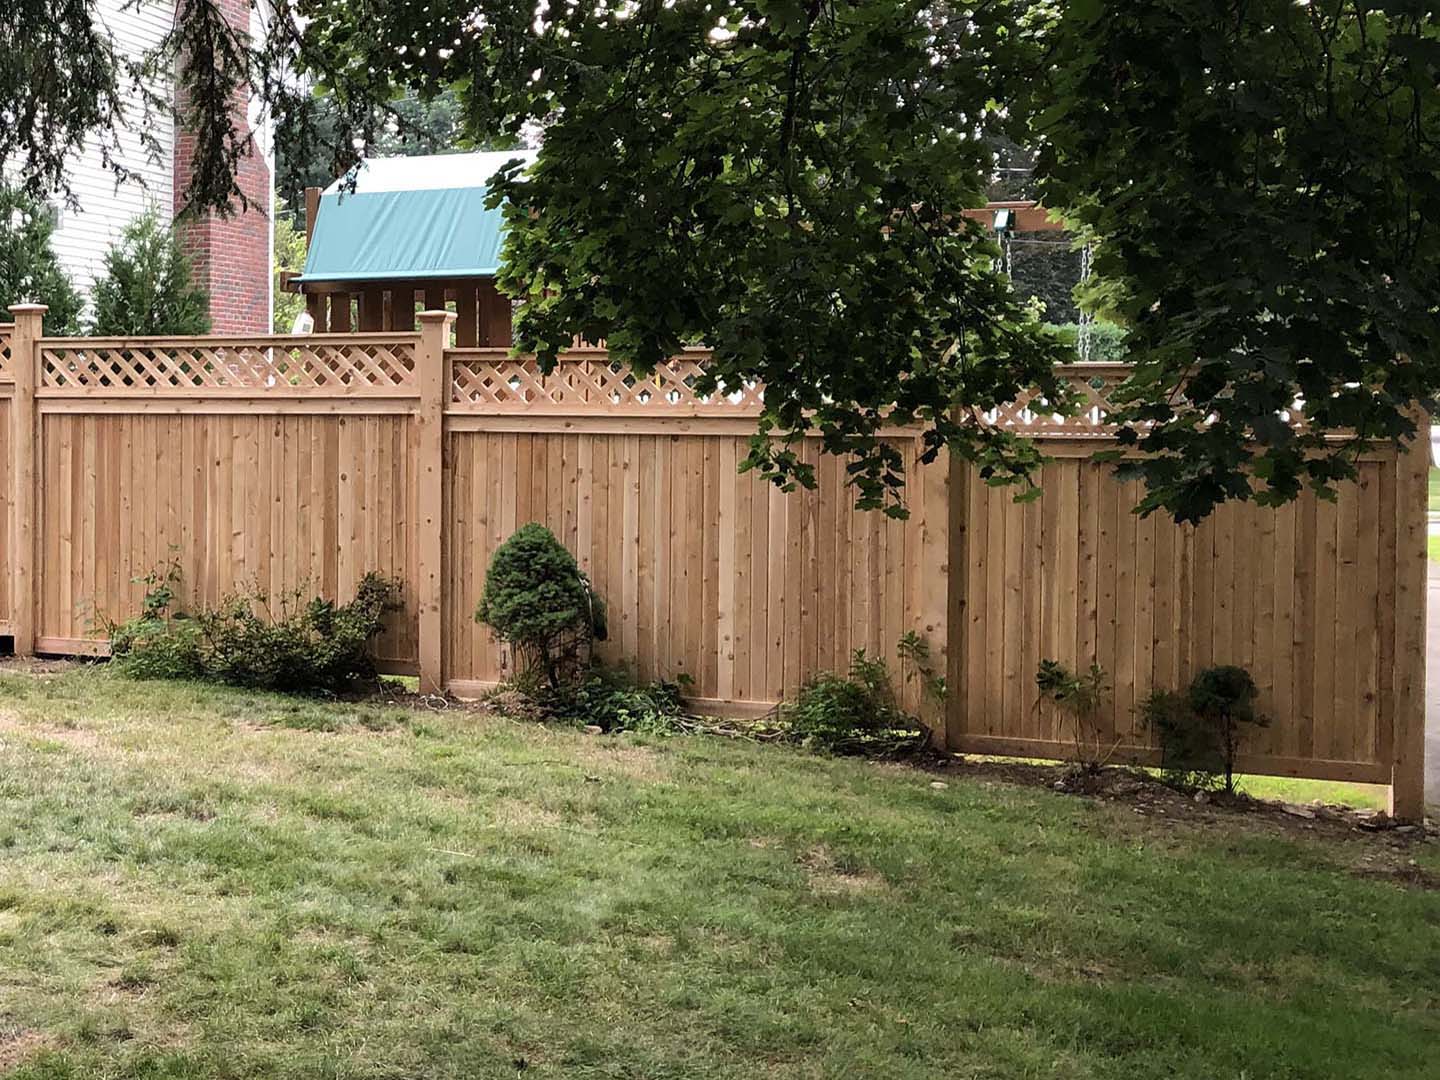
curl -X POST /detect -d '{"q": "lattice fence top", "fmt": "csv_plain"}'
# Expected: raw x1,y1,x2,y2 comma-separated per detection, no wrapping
449,348,766,414
39,335,418,392
987,363,1130,437
0,324,12,382
448,350,1135,432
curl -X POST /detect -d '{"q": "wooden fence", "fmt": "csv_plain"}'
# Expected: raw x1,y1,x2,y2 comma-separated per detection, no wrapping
0,306,1426,817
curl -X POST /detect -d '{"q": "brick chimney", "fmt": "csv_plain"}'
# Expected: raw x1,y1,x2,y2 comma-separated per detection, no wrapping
172,0,273,334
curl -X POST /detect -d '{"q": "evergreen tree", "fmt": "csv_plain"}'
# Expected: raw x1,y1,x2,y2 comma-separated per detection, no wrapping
91,211,210,336
0,186,83,334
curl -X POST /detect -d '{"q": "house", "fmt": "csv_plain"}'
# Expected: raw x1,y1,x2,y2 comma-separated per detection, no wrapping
47,0,274,333
289,150,535,346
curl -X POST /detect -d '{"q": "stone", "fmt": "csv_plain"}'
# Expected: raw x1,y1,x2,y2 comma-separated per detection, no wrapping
583,725,604,735
1281,804,1316,820
929,781,949,790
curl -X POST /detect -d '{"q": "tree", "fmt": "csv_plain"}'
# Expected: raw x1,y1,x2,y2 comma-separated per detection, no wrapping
10,1,1440,521
0,186,83,334
90,210,210,336
476,523,607,690
1034,2,1440,521
273,201,307,333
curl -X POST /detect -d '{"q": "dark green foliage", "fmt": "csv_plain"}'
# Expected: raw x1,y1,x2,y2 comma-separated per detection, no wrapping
1036,659,1111,772
1140,689,1221,793
783,650,924,754
1036,2,1440,522
0,185,83,333
110,571,400,693
1143,666,1268,794
19,2,1440,523
274,0,1071,518
90,211,210,336
476,524,606,690
0,1,120,206
503,663,691,735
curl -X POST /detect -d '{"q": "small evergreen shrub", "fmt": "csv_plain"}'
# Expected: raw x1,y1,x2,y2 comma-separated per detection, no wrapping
476,523,607,690
90,210,210,336
1036,658,1112,771
0,185,83,333
782,649,924,753
1142,666,1268,794
110,570,400,693
1140,688,1220,792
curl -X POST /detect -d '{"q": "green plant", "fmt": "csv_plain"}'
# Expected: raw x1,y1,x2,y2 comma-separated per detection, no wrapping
110,570,400,693
1188,666,1268,795
782,649,923,754
273,200,307,332
896,631,947,705
90,209,210,336
0,184,83,333
475,523,607,691
1035,659,1112,772
1140,688,1221,793
1041,320,1129,362
1142,668,1269,795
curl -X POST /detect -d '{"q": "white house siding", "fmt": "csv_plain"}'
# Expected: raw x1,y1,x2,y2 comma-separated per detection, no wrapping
49,0,176,303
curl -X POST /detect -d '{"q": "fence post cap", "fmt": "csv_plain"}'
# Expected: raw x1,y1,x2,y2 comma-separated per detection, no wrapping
7,303,48,314
417,309,454,324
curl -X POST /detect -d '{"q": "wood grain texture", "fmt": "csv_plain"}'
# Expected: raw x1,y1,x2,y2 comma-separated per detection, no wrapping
444,430,945,710
944,456,1412,782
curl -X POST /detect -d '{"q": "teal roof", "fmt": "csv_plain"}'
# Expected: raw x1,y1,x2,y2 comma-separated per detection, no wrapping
297,186,507,283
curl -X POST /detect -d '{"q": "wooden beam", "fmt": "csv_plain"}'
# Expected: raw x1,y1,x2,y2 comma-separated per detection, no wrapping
7,304,44,656
960,201,1066,233
478,280,512,347
415,310,453,694
1389,412,1429,822
304,186,322,246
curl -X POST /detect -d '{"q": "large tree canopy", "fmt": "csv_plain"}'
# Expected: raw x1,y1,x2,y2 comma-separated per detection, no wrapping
5,0,1439,521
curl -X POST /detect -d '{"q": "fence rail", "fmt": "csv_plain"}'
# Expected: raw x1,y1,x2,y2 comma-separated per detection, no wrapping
0,306,1426,818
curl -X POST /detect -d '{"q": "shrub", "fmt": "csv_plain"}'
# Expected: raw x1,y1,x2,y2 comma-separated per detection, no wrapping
1140,688,1220,792
1187,665,1267,794
90,210,210,336
1036,658,1112,772
782,649,924,754
476,523,607,690
110,571,401,693
484,662,690,734
0,185,83,333
1142,666,1268,794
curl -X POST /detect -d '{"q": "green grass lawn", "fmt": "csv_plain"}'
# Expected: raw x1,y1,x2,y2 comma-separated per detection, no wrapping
1430,466,1440,513
0,667,1436,1079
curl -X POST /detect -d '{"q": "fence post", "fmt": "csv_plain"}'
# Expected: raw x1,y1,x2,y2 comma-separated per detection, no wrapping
1389,414,1429,822
8,305,44,658
416,310,452,695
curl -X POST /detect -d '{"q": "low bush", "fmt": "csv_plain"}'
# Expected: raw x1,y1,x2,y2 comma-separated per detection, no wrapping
1142,665,1268,794
476,523,607,691
110,571,401,693
782,649,926,754
1035,658,1112,772
485,662,690,735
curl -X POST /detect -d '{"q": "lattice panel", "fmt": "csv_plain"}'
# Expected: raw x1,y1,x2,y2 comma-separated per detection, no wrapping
450,350,765,413
0,328,12,381
985,363,1131,436
40,338,417,391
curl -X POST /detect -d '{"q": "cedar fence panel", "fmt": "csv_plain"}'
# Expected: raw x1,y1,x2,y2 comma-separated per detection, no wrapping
947,445,1413,785
0,307,1425,816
